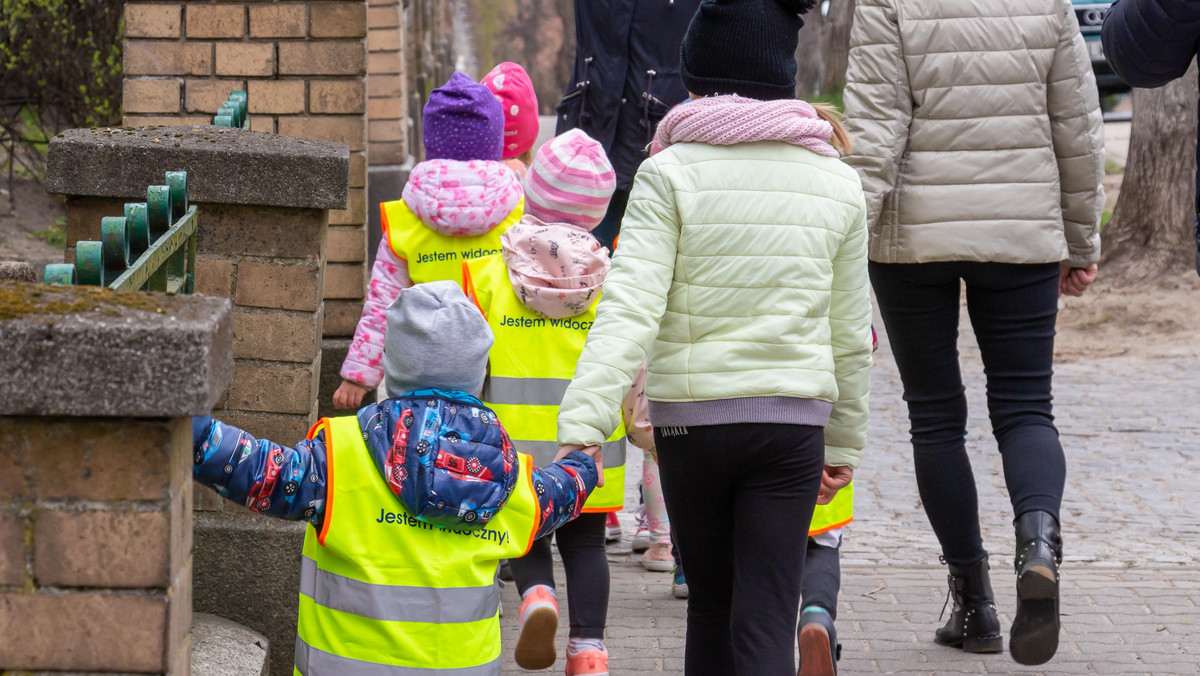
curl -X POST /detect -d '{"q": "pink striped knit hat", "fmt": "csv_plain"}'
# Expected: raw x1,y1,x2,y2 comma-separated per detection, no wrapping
524,129,616,231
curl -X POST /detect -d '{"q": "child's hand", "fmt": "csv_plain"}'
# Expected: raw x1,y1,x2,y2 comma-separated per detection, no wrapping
817,465,853,505
333,380,369,410
555,444,604,487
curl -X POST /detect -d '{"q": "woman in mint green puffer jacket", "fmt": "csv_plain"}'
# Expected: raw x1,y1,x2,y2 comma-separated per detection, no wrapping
552,6,873,671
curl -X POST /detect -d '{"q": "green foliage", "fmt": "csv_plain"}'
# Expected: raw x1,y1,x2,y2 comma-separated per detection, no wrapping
31,215,67,248
811,83,845,113
1104,158,1124,175
1101,209,1113,231
1,0,123,181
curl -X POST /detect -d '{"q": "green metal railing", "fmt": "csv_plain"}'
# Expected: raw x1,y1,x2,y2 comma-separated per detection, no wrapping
213,90,249,129
45,171,198,294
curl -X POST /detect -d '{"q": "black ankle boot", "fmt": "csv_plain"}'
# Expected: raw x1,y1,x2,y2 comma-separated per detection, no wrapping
934,556,1003,653
1010,511,1062,665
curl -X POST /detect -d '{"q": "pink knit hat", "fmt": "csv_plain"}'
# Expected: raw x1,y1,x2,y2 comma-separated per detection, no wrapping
524,129,616,230
482,62,539,160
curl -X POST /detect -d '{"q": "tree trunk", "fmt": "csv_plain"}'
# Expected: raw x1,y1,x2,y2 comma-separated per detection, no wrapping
819,0,856,94
1103,63,1198,282
795,20,823,99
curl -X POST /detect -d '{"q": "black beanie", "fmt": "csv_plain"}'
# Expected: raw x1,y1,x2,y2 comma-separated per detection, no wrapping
680,0,814,101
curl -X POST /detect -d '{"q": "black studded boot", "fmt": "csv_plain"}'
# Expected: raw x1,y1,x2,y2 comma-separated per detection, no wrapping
934,556,1003,653
1010,511,1062,665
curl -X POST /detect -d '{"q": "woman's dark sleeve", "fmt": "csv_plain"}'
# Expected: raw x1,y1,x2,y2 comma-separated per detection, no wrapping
1103,0,1200,88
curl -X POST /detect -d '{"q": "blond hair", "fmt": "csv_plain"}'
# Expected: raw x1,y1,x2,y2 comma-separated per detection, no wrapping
812,103,852,155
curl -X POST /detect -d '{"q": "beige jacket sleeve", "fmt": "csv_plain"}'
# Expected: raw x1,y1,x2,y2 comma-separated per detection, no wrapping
841,0,913,227
558,158,679,447
1049,0,1106,267
824,193,873,469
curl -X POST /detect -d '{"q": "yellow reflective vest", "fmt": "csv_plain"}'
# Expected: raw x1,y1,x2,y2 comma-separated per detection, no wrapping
809,483,853,535
463,255,626,512
380,199,522,285
295,415,540,676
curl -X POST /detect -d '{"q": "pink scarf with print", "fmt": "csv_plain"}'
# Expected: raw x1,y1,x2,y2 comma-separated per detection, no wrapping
650,95,839,158
500,217,611,319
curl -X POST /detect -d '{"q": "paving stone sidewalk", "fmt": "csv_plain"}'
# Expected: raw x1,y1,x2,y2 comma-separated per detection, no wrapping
499,305,1200,674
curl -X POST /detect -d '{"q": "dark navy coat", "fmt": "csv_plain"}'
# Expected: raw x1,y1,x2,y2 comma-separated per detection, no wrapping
556,0,701,190
1102,0,1200,271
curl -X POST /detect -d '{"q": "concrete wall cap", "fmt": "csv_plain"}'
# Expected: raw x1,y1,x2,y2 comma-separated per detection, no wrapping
45,126,350,210
0,282,233,417
192,612,271,676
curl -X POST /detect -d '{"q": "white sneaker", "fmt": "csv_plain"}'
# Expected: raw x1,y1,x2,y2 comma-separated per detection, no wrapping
631,508,652,553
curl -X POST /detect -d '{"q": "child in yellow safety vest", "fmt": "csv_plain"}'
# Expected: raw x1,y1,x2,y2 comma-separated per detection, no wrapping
194,281,598,676
461,128,638,676
334,70,525,411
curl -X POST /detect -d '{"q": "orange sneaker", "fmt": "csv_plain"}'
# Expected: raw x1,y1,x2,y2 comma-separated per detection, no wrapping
564,646,609,676
515,585,558,670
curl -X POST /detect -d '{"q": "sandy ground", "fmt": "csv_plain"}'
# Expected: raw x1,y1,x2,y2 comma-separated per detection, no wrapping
0,175,66,279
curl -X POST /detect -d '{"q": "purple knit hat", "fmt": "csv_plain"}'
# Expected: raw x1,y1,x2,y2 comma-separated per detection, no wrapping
422,72,505,162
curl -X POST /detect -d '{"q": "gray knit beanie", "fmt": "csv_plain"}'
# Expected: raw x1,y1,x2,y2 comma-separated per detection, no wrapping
383,281,493,398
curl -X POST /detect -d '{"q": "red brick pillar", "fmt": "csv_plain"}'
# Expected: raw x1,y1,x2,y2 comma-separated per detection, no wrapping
0,283,232,675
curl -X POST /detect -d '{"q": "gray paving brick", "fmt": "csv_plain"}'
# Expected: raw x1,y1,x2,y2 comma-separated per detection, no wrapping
494,309,1200,673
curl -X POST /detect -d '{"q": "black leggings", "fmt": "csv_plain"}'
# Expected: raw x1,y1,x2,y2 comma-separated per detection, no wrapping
870,261,1066,566
657,422,825,676
509,512,609,639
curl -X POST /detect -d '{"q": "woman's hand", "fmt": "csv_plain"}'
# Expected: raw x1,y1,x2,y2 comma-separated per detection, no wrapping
818,465,853,505
555,444,604,487
333,380,369,410
1059,264,1098,297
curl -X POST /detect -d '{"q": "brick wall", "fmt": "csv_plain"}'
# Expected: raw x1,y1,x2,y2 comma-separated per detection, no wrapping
0,284,231,676
122,1,369,340
0,419,194,674
368,0,407,166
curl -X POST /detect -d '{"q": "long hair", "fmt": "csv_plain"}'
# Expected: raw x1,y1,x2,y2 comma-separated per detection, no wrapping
812,103,852,155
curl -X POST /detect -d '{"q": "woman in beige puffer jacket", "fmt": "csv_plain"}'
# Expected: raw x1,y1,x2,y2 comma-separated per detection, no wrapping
842,0,1105,667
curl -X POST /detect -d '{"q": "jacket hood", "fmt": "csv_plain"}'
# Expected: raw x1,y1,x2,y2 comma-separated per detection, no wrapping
355,391,519,528
500,216,610,319
402,159,524,237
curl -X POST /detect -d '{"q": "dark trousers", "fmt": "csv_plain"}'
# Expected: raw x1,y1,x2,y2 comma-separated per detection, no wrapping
591,187,630,252
870,261,1067,566
800,541,841,622
509,512,609,639
657,423,825,676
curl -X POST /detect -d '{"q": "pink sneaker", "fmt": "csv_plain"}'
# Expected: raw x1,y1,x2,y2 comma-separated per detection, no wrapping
641,541,674,572
515,586,558,670
564,646,609,676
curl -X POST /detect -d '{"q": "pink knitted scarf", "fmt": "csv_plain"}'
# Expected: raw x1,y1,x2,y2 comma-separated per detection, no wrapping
650,95,838,158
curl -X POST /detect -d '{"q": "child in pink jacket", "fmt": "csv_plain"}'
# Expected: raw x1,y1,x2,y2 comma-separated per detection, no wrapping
334,71,524,409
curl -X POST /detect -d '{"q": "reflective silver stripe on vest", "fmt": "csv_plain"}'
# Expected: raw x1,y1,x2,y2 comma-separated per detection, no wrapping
513,439,627,469
300,556,498,624
483,376,570,407
295,636,501,676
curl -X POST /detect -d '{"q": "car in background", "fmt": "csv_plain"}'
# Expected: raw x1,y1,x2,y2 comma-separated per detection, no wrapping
1073,0,1131,96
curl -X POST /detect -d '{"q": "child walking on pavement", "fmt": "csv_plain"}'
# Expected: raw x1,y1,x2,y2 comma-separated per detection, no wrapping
554,0,873,673
195,281,598,675
334,71,524,410
462,129,638,675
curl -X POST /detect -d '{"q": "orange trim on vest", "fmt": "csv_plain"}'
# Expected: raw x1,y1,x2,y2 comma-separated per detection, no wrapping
808,516,853,537
520,455,541,556
307,417,335,546
461,262,486,318
580,504,620,514
380,202,392,250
